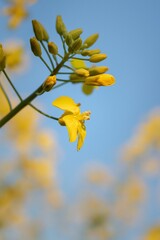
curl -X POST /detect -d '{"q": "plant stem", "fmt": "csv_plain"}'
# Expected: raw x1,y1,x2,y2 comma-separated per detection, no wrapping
40,41,55,69
30,104,58,121
0,84,43,128
70,56,89,61
3,70,22,101
0,82,12,111
0,53,71,128
60,36,67,54
39,56,52,73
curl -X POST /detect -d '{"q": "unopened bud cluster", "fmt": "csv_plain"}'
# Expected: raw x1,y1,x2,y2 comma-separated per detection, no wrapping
29,15,115,91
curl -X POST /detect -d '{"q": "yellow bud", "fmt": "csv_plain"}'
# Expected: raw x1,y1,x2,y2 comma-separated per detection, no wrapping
48,42,58,55
87,49,101,56
81,50,90,56
70,73,84,83
68,38,82,53
65,33,73,46
55,15,66,36
69,28,83,40
0,44,6,71
81,49,101,56
30,37,42,57
75,68,89,77
89,53,107,63
32,20,49,41
89,66,109,75
85,74,115,86
83,33,99,48
43,75,56,92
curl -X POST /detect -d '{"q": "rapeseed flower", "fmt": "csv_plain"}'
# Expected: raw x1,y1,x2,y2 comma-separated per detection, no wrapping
52,96,91,150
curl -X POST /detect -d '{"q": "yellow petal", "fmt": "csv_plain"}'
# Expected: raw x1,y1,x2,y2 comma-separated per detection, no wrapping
62,115,79,142
77,122,86,150
70,59,87,69
52,96,80,114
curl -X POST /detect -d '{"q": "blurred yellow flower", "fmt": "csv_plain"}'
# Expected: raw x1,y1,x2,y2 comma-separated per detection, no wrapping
3,0,37,28
52,96,91,150
4,40,28,73
144,226,160,240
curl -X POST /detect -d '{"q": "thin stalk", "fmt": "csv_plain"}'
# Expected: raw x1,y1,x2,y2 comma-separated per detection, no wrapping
3,70,22,101
0,84,43,128
0,82,12,111
63,64,75,71
57,53,63,59
52,55,58,66
30,104,58,121
39,56,52,73
60,36,67,54
57,72,73,75
56,78,71,82
70,56,89,61
0,53,71,128
40,41,54,69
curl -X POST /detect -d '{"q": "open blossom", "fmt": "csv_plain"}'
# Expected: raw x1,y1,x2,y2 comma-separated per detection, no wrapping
52,96,91,150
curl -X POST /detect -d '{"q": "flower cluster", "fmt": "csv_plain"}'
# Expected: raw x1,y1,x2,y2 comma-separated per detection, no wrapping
0,15,115,150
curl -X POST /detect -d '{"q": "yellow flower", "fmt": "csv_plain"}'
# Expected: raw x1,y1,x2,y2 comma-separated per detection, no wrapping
3,0,37,28
85,74,115,86
52,96,91,150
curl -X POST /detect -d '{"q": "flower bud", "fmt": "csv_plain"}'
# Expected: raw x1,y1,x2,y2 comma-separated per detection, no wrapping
0,44,6,71
30,37,42,57
83,33,99,48
48,42,58,55
70,73,84,83
85,74,115,86
89,66,108,75
68,38,82,53
43,75,56,91
75,68,89,77
69,28,83,40
89,53,107,63
81,49,101,56
32,20,49,41
56,15,66,36
65,33,73,46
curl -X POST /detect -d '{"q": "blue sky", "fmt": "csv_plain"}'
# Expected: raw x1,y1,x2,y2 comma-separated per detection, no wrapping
0,1,160,237
1,0,160,187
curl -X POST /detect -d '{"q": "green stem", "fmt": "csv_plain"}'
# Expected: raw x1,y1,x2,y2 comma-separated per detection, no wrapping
40,41,54,69
70,56,89,61
60,36,67,54
0,84,43,128
30,104,58,121
3,70,22,101
57,53,63,59
40,56,52,72
0,82,12,111
63,64,75,71
0,53,71,128
57,72,73,75
56,79,71,82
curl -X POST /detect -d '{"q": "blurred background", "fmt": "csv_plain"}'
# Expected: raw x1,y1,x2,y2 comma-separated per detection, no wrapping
0,0,160,239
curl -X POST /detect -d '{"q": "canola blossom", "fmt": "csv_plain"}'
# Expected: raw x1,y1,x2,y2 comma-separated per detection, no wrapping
52,96,91,150
0,14,115,150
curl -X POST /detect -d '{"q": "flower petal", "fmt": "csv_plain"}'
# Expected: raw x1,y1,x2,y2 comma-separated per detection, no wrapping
62,115,79,142
52,96,80,114
77,122,86,151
